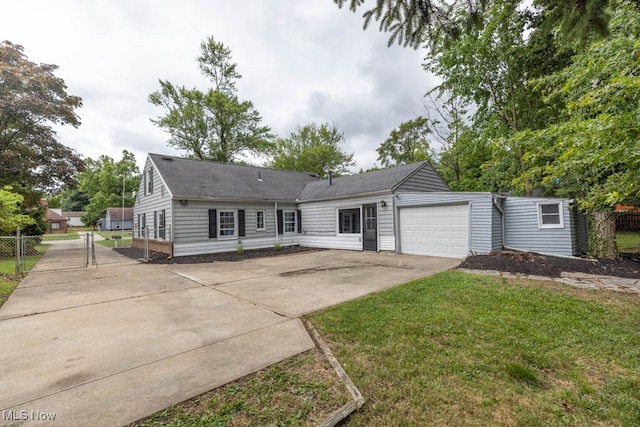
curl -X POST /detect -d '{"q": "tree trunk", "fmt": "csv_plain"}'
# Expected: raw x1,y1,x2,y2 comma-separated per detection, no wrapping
590,211,617,259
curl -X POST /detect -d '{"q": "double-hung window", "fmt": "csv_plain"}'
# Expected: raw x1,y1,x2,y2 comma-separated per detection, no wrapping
537,202,564,228
218,210,237,238
284,211,296,233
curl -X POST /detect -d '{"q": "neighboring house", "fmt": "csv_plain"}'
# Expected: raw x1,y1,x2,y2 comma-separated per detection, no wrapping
101,208,134,231
133,153,587,259
63,211,86,227
45,209,68,234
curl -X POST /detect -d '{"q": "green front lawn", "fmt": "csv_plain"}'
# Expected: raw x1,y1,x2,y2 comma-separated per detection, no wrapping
96,238,133,248
617,231,640,253
42,231,79,241
307,271,640,426
0,275,20,308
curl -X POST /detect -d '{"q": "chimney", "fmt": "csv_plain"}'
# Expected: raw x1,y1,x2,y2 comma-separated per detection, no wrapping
328,171,333,186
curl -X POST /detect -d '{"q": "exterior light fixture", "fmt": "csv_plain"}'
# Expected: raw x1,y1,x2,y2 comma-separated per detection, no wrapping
379,200,387,208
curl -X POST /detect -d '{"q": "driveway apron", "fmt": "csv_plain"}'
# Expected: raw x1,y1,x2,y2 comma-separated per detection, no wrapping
0,249,457,426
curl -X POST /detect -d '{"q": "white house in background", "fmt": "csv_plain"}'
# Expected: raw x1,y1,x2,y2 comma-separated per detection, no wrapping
100,207,133,231
133,153,588,259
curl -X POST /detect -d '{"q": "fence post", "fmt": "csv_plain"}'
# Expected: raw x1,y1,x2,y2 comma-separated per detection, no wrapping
144,228,149,263
15,228,21,275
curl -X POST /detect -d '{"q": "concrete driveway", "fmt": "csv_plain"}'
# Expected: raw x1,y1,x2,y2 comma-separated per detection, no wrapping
0,249,458,427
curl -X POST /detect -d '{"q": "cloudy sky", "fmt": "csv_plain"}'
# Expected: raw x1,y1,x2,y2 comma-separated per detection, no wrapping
4,0,436,172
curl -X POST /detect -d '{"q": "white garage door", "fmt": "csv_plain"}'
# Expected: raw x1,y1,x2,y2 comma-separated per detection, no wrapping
399,204,470,258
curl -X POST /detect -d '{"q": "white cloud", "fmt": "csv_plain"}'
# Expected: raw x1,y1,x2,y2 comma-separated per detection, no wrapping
3,0,437,173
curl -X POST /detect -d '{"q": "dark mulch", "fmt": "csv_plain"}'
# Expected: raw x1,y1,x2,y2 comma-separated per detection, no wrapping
144,245,321,264
459,251,640,279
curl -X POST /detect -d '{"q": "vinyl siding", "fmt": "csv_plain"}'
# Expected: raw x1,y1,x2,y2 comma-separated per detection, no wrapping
503,197,575,256
570,207,589,254
395,192,496,255
133,157,173,237
395,165,451,192
173,201,294,244
299,194,395,251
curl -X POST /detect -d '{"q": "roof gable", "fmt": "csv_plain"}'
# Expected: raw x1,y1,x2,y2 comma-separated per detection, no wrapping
148,154,322,201
297,162,447,201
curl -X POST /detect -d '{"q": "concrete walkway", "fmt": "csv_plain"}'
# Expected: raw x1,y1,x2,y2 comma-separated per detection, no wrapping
0,250,458,426
459,268,640,296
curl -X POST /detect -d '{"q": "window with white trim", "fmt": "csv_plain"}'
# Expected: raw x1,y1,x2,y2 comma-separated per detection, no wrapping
283,210,297,234
338,208,361,234
256,210,265,231
218,210,237,239
537,202,564,228
146,168,153,194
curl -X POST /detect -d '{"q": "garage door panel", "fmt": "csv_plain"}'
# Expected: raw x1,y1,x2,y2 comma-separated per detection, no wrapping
399,204,469,258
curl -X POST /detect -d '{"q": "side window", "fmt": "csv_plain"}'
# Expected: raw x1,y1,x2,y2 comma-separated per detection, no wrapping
284,210,296,234
537,202,564,228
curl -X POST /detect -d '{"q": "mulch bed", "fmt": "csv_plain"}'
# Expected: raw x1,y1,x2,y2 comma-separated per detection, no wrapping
146,245,321,264
459,251,640,279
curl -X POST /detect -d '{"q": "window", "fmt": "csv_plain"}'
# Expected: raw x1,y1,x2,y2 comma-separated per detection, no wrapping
284,210,296,233
256,210,265,231
51,222,60,230
146,168,153,194
153,211,158,239
159,210,166,239
218,210,237,239
537,202,564,228
338,208,361,234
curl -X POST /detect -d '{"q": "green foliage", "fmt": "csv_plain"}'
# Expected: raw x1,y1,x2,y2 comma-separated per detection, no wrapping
0,186,35,235
334,0,613,48
521,2,640,212
269,122,355,176
149,36,274,163
376,116,433,167
78,150,140,226
0,41,84,193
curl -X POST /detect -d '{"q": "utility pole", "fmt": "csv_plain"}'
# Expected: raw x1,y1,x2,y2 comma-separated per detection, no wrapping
122,172,126,231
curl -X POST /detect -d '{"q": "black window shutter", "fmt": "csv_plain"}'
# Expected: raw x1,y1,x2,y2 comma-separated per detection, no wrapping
277,210,283,235
297,210,302,233
209,209,217,238
238,210,245,237
153,211,158,239
143,172,147,196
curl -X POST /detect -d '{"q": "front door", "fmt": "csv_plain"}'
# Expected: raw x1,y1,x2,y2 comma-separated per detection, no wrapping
362,203,377,251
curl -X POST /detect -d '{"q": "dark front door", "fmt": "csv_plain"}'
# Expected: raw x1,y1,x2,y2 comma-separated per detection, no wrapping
362,203,377,251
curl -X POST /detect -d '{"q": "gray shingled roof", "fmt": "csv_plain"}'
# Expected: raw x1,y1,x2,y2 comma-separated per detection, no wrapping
297,162,429,201
107,207,133,221
149,154,437,202
149,154,321,201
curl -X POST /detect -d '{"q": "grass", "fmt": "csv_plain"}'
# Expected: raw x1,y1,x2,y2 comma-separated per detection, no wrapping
96,231,132,239
42,231,80,241
306,271,640,426
129,349,350,427
617,231,640,253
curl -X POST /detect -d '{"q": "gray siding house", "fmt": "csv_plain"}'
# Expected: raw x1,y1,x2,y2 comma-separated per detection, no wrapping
133,154,587,258
100,207,133,231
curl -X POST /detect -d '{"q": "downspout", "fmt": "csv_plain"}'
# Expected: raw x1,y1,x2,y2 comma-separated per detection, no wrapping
492,196,522,252
393,194,400,253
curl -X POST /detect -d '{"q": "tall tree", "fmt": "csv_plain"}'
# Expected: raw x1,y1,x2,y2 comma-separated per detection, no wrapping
270,123,355,176
78,150,140,227
0,41,84,194
376,117,433,167
149,36,273,163
518,1,640,257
